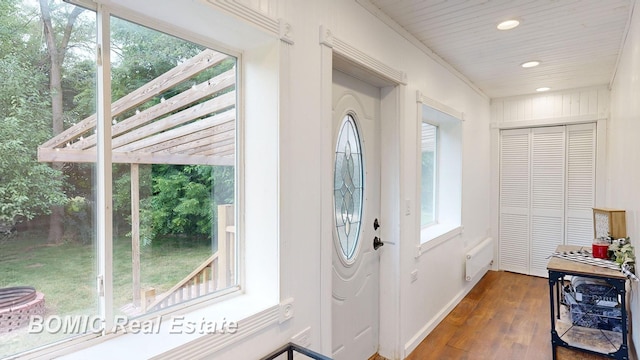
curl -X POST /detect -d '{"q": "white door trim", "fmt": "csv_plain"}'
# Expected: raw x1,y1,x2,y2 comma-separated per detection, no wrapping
319,25,405,359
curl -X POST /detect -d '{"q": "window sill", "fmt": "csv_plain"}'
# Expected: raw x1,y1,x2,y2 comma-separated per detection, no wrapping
417,223,462,257
57,293,281,360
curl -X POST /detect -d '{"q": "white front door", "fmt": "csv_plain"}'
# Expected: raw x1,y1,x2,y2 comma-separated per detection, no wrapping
331,69,381,360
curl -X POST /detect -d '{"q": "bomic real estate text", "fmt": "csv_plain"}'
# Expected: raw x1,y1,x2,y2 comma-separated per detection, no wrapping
28,315,239,335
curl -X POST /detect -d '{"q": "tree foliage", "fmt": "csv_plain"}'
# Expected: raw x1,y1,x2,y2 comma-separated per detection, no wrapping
113,164,235,246
0,116,67,224
0,0,66,226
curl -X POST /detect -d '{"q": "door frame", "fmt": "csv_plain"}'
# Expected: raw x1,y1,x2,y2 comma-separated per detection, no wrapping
319,25,406,359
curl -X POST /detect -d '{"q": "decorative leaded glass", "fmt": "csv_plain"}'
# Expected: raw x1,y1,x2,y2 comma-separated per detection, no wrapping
334,114,364,260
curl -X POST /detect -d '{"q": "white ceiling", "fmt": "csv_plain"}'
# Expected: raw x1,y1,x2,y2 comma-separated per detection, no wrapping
366,0,636,98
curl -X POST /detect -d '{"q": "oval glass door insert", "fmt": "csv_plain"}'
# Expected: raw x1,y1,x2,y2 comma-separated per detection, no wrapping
334,114,364,260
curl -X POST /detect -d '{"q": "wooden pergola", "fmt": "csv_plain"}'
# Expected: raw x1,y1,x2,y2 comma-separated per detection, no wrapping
37,49,236,309
38,49,236,166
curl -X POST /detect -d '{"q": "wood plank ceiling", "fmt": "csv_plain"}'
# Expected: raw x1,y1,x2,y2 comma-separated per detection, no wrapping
366,0,636,98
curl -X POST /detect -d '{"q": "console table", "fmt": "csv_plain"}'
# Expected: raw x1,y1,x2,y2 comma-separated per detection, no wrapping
547,245,630,360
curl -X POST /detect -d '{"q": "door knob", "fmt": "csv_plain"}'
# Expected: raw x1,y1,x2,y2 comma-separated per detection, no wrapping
373,236,383,250
373,236,395,250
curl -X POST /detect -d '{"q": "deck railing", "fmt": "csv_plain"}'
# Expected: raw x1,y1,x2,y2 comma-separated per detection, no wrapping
144,204,235,312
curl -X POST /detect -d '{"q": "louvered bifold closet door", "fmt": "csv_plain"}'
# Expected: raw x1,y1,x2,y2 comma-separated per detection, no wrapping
530,127,566,277
499,129,530,274
565,123,596,248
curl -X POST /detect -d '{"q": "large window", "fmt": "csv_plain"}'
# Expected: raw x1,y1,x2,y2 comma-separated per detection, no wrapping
108,15,238,317
0,2,239,357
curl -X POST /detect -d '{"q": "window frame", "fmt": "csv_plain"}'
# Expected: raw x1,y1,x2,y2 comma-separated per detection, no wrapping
96,5,245,327
416,96,463,251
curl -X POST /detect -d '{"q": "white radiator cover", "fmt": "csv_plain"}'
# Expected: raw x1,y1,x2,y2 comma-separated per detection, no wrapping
465,237,493,281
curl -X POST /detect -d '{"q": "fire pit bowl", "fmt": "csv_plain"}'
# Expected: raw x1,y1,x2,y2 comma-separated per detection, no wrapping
0,286,45,333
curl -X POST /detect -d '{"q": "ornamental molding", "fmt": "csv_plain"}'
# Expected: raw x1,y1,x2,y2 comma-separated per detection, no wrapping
416,91,464,121
320,25,406,86
205,0,293,44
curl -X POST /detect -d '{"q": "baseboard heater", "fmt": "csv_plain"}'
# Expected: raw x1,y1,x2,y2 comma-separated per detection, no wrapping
465,237,493,281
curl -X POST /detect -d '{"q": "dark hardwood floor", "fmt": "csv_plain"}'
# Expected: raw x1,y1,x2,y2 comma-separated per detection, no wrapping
406,270,628,360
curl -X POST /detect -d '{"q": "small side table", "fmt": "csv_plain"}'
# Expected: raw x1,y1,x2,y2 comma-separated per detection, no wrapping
547,245,630,360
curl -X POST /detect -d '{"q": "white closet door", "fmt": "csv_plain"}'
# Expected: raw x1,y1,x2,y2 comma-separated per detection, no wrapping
530,127,566,277
499,129,530,274
499,124,597,277
565,123,596,248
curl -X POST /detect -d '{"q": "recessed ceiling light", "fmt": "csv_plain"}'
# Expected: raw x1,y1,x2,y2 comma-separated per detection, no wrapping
521,60,541,68
536,87,551,92
497,19,520,30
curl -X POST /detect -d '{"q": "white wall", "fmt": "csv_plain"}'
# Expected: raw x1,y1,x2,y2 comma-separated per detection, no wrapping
56,1,492,359
609,1,640,352
400,76,491,355
491,87,610,124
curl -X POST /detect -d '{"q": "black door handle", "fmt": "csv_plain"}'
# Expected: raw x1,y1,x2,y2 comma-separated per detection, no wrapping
373,236,383,250
373,236,395,250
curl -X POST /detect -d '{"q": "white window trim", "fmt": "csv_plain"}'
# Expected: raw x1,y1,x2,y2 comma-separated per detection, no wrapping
53,294,285,360
418,224,463,256
416,91,463,251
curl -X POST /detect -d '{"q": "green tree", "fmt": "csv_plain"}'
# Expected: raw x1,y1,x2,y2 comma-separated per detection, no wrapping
39,0,88,243
0,111,67,228
0,0,96,239
132,165,234,246
0,0,67,229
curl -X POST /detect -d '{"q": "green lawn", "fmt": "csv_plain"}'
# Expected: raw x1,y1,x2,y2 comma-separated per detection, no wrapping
0,230,210,315
0,230,211,357
1,231,95,316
